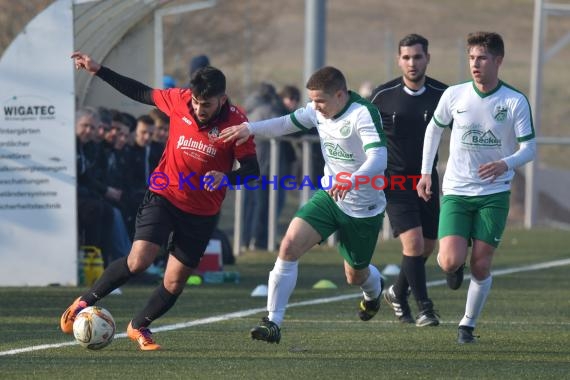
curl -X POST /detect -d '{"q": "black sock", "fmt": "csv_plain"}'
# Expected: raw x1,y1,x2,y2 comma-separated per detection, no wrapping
402,255,429,303
393,255,431,299
82,257,132,305
392,257,409,299
131,283,180,328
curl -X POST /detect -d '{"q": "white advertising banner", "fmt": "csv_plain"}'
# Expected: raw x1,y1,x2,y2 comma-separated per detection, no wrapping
0,0,77,285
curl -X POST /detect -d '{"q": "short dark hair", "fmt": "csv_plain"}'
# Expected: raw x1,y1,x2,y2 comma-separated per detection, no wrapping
149,108,169,124
467,32,504,57
279,85,301,102
109,109,124,124
306,66,347,95
190,66,226,98
137,114,155,126
399,33,429,55
121,112,137,132
97,106,112,126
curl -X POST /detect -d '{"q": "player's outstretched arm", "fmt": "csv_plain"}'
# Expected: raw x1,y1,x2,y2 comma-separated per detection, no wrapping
71,51,101,75
71,51,154,105
219,123,252,146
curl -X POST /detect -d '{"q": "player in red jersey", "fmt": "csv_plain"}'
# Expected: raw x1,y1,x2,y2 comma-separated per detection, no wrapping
61,52,259,350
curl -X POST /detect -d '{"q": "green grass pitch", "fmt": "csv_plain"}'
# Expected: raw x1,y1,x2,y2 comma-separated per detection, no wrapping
1,228,569,379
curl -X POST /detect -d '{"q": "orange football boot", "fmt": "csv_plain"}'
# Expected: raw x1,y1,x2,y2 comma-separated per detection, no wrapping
60,297,87,334
127,321,161,351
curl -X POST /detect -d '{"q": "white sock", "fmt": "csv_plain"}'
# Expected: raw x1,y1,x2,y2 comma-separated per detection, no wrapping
360,265,382,301
459,276,493,328
267,257,298,327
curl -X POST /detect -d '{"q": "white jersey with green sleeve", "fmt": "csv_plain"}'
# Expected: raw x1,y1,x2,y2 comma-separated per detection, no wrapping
290,92,386,217
248,91,380,218
431,81,535,196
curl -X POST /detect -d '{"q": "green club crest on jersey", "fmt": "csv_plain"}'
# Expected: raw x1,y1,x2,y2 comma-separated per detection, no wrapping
493,105,508,122
339,121,352,137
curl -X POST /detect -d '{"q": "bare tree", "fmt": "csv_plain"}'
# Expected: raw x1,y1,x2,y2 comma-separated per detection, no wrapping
1,0,277,101
162,0,277,99
0,0,54,58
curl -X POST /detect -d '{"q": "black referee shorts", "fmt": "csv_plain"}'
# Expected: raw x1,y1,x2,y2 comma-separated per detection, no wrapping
133,191,219,268
384,174,439,239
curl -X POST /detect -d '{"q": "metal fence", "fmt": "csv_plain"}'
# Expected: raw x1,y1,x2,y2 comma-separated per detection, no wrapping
221,135,570,255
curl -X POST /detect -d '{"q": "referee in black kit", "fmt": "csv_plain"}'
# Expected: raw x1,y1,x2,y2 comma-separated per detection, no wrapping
369,33,448,326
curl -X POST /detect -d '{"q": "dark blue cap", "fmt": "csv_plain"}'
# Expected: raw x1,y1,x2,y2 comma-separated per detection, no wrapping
189,55,210,76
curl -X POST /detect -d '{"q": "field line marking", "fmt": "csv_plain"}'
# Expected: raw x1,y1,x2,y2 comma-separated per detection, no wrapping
1,257,569,357
0,341,78,356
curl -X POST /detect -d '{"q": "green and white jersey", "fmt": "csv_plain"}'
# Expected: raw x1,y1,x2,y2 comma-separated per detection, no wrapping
249,91,386,217
432,81,535,196
291,92,386,217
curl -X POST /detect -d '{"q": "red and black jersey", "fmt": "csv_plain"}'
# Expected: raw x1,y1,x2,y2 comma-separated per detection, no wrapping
95,66,257,215
151,88,256,215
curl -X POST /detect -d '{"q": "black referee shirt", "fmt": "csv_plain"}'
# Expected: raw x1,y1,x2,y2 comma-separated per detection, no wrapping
369,76,448,175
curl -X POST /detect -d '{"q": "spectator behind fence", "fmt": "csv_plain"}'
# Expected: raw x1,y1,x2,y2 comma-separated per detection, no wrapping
75,107,116,268
241,82,289,251
124,114,162,238
90,108,133,263
280,84,324,198
149,107,169,144
163,75,176,89
190,54,210,76
188,54,210,87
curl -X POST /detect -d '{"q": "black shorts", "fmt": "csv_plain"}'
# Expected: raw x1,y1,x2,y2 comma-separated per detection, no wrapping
384,173,439,239
134,191,219,268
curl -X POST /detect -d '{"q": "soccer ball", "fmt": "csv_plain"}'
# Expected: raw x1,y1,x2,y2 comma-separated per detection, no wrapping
73,306,116,350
